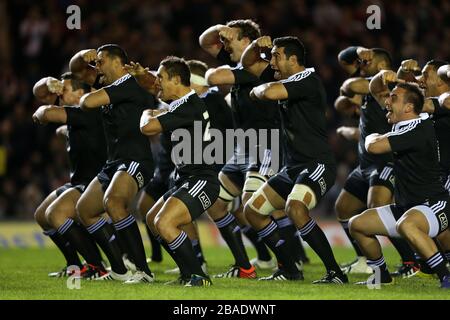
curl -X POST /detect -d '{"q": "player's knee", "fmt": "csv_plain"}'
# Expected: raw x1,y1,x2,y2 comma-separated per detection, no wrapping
396,217,415,238
154,214,170,238
348,215,363,236
334,197,347,219
104,195,127,217
34,206,47,227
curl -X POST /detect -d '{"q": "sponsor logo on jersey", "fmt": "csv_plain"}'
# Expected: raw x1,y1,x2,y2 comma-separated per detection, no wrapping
198,191,211,210
318,177,327,195
136,172,144,189
438,212,448,231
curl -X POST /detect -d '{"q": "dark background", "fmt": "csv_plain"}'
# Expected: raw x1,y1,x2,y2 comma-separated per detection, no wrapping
0,0,449,219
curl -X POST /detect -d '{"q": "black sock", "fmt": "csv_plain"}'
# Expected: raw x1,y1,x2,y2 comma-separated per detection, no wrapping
367,256,392,281
57,219,103,266
426,252,450,281
257,221,299,274
241,225,272,261
389,237,416,263
191,239,205,264
444,251,450,262
44,229,82,267
107,218,129,261
275,216,306,262
340,220,364,257
299,219,341,273
168,231,206,277
87,218,127,274
114,215,152,275
214,213,251,269
156,235,191,278
143,220,162,262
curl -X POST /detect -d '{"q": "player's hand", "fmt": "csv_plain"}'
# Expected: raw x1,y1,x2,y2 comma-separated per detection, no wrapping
46,78,63,95
381,70,398,85
255,36,273,49
81,49,98,63
357,47,374,65
348,94,363,106
400,59,420,73
218,26,239,42
124,61,149,77
32,107,47,124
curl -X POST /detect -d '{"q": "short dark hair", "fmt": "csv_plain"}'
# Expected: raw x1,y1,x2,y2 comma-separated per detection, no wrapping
425,59,449,70
372,48,392,68
61,72,90,93
187,60,208,77
226,19,261,41
160,56,191,86
97,44,129,65
396,82,425,114
273,36,306,66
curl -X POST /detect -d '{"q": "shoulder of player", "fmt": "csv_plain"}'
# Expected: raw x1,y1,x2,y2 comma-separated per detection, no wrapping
280,68,319,88
391,114,430,135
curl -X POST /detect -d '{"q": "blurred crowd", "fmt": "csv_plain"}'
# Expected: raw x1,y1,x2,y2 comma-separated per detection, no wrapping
0,0,449,219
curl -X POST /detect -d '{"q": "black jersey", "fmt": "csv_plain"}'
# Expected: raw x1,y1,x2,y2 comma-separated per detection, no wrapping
200,87,233,164
64,106,107,185
279,68,335,166
387,115,447,207
358,93,393,169
430,98,450,171
152,132,175,178
102,74,156,164
157,90,216,178
217,48,280,137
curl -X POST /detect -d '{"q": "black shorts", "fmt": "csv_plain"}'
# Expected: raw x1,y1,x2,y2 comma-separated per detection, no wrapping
267,162,336,202
443,170,450,194
343,164,395,203
221,149,279,189
97,159,153,192
55,183,86,197
163,175,220,220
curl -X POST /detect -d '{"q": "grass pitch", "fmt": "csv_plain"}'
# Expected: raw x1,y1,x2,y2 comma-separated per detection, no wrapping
0,246,448,300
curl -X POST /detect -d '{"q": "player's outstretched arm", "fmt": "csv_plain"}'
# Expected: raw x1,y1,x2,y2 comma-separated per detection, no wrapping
241,36,271,77
250,82,287,101
336,126,360,141
369,70,400,108
334,95,361,117
439,92,450,110
140,109,163,136
33,77,62,104
124,61,157,95
437,64,450,82
340,77,369,96
69,49,98,86
205,66,236,86
32,105,67,125
365,133,392,154
199,24,226,57
55,125,68,138
337,46,373,75
397,59,420,82
79,89,110,110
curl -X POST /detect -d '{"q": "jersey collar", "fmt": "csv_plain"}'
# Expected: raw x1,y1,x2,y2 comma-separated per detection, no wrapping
392,113,429,131
288,67,315,79
169,89,196,109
